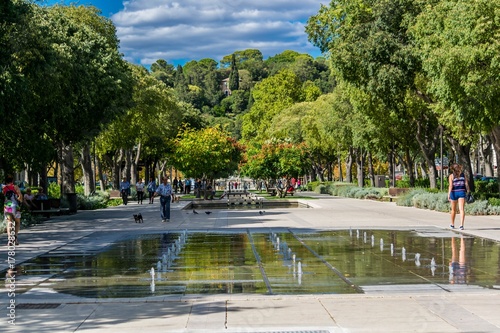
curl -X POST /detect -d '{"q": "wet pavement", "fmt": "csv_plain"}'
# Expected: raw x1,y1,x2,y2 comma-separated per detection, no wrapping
1,192,500,332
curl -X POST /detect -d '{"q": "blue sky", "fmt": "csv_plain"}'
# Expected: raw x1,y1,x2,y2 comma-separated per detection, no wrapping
43,0,325,67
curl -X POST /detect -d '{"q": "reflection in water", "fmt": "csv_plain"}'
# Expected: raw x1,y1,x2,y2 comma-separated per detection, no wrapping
449,236,468,284
4,230,500,298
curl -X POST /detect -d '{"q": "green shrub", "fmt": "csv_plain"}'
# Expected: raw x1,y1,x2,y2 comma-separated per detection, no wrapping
411,192,449,212
315,185,327,194
486,205,500,215
327,184,385,200
48,182,61,198
396,188,426,207
325,183,335,194
415,178,431,188
487,197,500,206
77,192,109,210
396,176,411,188
465,200,489,215
307,181,321,191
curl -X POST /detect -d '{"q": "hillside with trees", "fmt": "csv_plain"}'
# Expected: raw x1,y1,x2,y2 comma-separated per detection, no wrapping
1,0,499,202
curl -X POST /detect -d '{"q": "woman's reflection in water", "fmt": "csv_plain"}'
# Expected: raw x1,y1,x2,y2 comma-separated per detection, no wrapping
449,236,468,284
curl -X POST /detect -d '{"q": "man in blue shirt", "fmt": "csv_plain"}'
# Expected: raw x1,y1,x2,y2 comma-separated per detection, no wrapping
155,177,173,222
120,177,131,205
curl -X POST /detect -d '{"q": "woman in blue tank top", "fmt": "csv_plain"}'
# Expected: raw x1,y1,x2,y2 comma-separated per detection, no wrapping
448,163,469,230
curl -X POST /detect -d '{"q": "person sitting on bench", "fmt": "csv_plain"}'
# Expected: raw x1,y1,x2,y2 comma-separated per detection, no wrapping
23,188,37,210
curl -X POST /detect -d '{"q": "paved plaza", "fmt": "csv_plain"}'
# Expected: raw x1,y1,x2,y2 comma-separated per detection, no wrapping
1,193,500,333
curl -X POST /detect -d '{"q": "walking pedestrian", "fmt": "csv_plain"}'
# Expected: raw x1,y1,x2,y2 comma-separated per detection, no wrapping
173,177,178,193
3,175,23,246
136,178,145,204
120,177,130,205
155,177,173,222
448,163,469,230
147,177,156,204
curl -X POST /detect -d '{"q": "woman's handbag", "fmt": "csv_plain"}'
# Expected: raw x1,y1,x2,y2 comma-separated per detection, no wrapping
466,192,475,204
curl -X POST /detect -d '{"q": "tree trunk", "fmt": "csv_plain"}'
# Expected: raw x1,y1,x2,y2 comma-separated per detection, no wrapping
488,126,500,192
414,123,440,189
96,155,105,191
60,141,75,195
158,160,168,178
337,155,343,182
368,151,375,187
312,161,323,182
480,134,494,177
131,142,141,185
39,166,47,195
112,148,124,189
403,147,415,187
355,147,365,187
345,147,354,183
124,148,132,181
80,142,95,196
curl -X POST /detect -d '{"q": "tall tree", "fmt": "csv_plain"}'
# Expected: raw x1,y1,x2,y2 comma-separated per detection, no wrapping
0,0,54,174
34,4,133,194
172,126,244,180
411,0,500,187
241,141,309,197
306,0,441,187
241,69,304,143
96,65,182,190
150,59,176,87
228,54,239,91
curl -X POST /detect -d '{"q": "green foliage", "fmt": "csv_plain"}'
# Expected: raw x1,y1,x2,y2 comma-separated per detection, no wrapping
410,192,449,212
324,182,386,200
475,180,499,196
411,0,500,137
241,141,309,183
396,188,500,215
220,49,264,68
241,69,304,142
150,59,176,87
487,198,500,206
307,181,321,191
172,126,244,179
228,54,239,91
47,182,61,198
315,185,327,194
76,192,109,210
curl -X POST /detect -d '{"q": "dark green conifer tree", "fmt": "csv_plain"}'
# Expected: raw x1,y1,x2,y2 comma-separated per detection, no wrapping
228,54,239,92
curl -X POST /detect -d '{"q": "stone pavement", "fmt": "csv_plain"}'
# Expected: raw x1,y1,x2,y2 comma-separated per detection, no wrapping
1,193,500,333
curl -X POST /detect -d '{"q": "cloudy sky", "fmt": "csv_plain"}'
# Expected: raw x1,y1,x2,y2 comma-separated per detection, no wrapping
45,0,326,66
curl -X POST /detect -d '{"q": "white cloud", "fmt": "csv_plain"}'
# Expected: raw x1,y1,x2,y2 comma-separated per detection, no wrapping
111,0,326,65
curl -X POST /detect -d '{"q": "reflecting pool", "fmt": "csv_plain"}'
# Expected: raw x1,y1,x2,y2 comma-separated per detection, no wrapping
8,229,500,298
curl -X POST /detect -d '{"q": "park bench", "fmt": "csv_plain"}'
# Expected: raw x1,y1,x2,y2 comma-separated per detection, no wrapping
266,188,277,196
30,198,64,218
383,188,410,202
109,190,122,199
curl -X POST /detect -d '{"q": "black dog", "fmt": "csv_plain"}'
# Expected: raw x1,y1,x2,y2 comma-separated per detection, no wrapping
133,213,144,223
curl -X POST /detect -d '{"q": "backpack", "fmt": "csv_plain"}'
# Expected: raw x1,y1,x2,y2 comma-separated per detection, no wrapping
5,190,16,201
3,185,17,203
